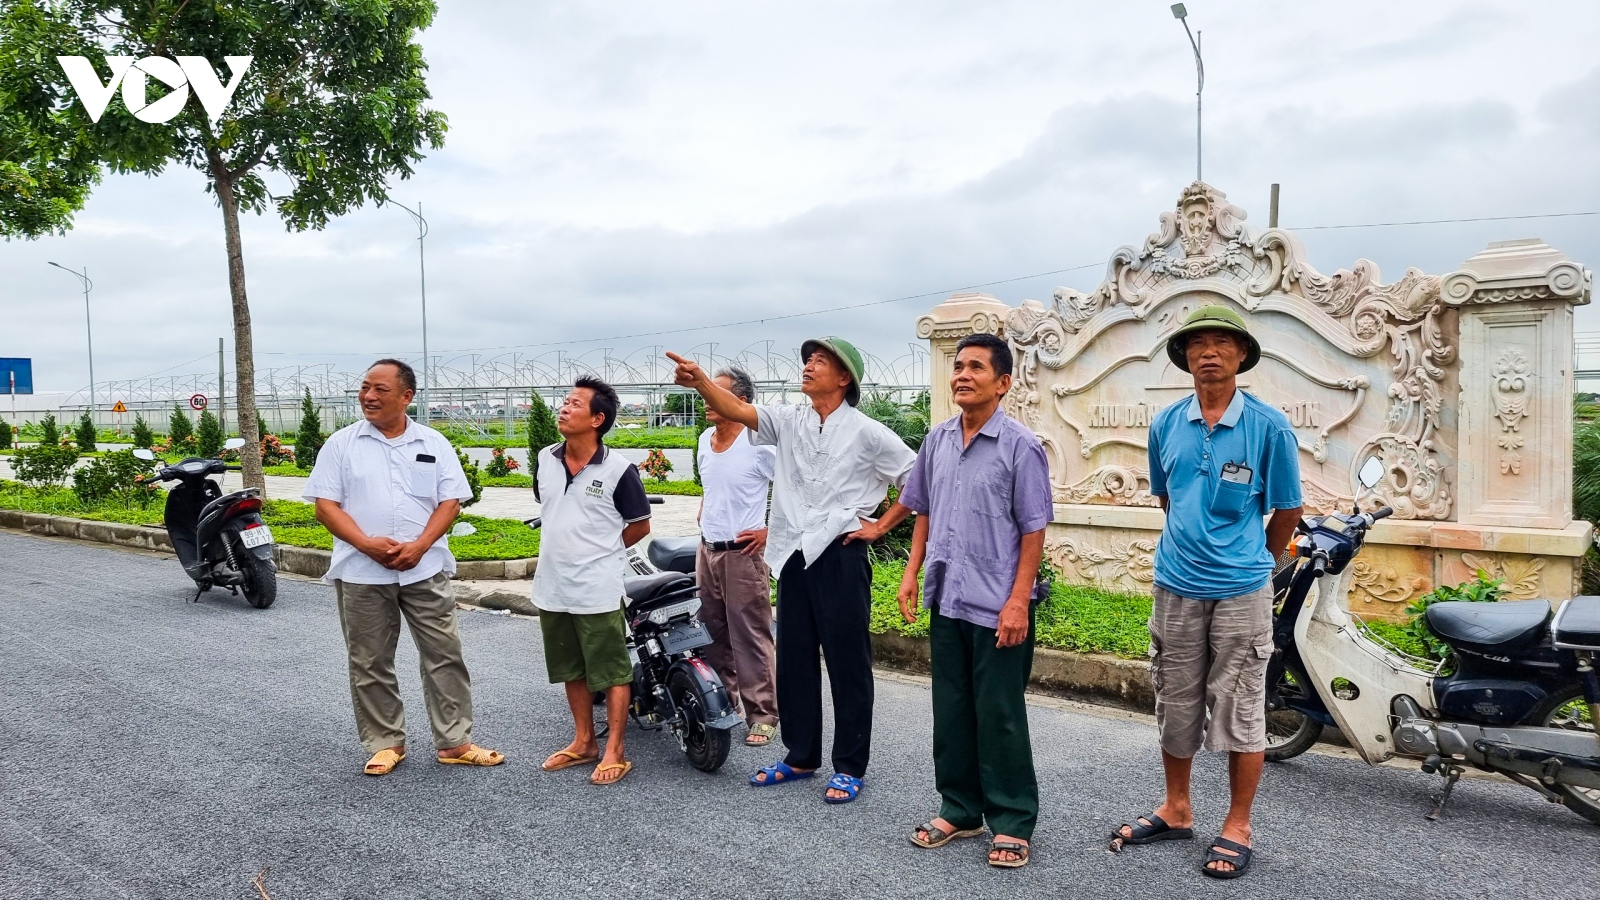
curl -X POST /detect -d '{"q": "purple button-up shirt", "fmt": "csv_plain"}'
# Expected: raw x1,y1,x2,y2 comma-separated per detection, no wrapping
900,407,1053,629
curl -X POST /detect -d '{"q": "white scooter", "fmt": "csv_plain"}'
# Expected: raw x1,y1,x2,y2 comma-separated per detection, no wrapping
1264,457,1600,825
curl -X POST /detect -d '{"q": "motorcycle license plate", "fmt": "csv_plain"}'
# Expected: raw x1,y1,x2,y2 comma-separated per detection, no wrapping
659,621,711,655
238,526,273,549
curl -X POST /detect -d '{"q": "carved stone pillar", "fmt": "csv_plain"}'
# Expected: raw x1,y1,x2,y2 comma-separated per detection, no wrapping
1443,239,1592,529
914,291,1008,424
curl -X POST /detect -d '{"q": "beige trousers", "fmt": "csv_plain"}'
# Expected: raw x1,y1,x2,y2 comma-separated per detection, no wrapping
335,573,474,754
1149,583,1274,757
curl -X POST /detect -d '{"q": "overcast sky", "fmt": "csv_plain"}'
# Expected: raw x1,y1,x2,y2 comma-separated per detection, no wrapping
3,0,1599,402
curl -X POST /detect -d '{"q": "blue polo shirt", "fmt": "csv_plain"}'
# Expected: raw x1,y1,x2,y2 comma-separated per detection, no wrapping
1147,389,1302,599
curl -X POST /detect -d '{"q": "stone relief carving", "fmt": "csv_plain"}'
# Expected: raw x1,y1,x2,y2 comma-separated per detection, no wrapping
1492,349,1531,476
1005,181,1454,520
1044,536,1156,588
1462,552,1545,600
1349,561,1427,605
1058,465,1161,507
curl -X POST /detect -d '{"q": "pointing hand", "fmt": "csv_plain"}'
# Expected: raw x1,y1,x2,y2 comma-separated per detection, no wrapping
665,351,704,389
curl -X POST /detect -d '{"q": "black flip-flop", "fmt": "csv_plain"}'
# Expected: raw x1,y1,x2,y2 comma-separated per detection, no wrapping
1200,837,1253,879
1108,814,1195,851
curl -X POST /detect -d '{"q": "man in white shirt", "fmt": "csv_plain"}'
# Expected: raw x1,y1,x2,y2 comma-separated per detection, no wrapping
304,359,504,777
669,338,916,804
696,366,780,747
533,377,653,786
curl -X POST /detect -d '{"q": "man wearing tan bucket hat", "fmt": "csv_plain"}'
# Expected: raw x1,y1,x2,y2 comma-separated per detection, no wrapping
1109,305,1303,881
668,338,916,804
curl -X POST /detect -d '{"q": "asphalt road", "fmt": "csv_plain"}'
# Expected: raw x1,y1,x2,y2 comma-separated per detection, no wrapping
2,530,1596,900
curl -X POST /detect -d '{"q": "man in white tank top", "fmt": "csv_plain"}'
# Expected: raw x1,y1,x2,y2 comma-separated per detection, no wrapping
696,366,780,746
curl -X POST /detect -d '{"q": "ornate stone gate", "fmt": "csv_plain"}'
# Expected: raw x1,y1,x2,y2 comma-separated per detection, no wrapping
917,182,1594,620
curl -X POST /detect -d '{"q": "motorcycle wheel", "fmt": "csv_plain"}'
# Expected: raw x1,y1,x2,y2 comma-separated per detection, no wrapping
232,536,278,609
668,667,729,773
1532,685,1600,825
1265,666,1323,762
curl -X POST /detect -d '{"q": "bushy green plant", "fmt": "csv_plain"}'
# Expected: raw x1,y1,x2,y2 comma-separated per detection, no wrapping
71,450,158,508
295,389,324,470
131,414,153,449
74,412,96,453
456,447,482,508
0,419,11,450
259,433,295,466
859,392,930,450
11,444,79,487
168,404,193,444
527,392,560,481
1404,571,1506,661
640,448,673,482
38,412,60,446
196,409,223,458
485,447,519,478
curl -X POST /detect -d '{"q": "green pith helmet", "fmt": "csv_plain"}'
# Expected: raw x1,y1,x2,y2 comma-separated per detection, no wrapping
800,336,864,406
1166,304,1262,373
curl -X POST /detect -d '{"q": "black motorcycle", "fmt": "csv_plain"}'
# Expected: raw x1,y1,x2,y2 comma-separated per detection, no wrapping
525,519,739,772
1263,457,1600,824
134,440,277,609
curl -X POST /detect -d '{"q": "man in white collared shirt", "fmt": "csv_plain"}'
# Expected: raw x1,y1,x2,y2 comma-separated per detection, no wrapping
304,359,504,777
670,338,916,804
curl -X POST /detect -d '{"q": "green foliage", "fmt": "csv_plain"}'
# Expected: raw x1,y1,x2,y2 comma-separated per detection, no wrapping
38,412,59,446
70,449,157,508
10,444,78,486
485,447,520,478
641,479,703,497
456,447,482,508
168,404,193,443
73,411,96,453
605,427,698,449
526,392,559,480
866,485,916,564
259,433,294,466
859,392,930,450
1404,571,1506,661
195,409,223,458
870,558,1154,658
0,419,10,450
295,389,324,470
131,414,153,449
663,392,703,419
640,448,673,482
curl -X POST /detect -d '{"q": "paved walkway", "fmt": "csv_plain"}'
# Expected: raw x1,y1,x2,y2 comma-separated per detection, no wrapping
2,530,1595,899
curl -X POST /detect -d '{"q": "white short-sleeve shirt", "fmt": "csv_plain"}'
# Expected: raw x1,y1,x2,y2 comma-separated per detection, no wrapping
697,426,776,543
301,419,472,586
752,402,917,571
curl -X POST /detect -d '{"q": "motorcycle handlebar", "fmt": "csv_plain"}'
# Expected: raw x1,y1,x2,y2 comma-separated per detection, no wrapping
523,517,543,530
1370,506,1394,521
225,465,242,471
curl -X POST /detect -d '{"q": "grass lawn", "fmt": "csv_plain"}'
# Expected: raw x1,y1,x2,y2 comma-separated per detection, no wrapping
434,425,699,450
0,480,538,561
869,559,1155,658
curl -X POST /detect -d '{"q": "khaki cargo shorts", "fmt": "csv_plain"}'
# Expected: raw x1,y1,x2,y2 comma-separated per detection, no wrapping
1148,583,1274,757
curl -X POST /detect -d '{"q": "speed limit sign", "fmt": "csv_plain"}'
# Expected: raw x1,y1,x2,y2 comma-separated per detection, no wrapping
189,393,208,411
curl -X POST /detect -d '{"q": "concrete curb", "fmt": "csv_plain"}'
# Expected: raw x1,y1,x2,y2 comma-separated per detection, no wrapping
0,510,536,581
870,630,1155,711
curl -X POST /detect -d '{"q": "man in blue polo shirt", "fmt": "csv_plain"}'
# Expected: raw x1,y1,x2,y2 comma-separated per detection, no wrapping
1110,306,1302,881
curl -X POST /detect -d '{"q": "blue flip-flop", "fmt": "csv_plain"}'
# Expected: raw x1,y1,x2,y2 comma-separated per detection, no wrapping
823,772,863,804
749,761,815,786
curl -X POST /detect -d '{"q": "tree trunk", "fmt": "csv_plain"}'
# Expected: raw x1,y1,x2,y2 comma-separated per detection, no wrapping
207,149,265,495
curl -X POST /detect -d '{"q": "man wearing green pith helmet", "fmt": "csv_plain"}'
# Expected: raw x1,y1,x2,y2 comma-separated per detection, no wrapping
668,338,916,804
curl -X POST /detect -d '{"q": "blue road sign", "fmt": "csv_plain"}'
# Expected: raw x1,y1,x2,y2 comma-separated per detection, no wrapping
0,358,34,394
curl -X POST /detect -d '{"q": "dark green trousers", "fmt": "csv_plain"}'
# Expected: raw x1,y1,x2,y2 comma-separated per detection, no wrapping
930,609,1039,840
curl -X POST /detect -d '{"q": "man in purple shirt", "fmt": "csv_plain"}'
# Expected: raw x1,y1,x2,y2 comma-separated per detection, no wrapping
893,332,1052,869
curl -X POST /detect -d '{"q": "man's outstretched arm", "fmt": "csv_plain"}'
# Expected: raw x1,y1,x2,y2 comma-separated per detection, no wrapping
667,351,758,431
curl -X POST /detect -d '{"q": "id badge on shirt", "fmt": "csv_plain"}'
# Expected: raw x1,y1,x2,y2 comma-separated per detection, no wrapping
411,453,437,500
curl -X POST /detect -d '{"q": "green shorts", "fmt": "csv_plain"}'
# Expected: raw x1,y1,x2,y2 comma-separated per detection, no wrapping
539,606,633,690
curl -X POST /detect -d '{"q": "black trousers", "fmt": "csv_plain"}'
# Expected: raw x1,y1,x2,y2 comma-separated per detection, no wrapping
775,538,874,776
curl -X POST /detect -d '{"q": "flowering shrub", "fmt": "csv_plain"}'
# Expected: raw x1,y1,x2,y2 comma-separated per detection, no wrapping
260,433,295,466
640,448,673,482
485,447,521,478
152,434,199,457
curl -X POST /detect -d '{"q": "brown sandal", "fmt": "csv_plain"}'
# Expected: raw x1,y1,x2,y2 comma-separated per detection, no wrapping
590,760,633,785
363,748,405,776
988,840,1030,868
909,820,984,849
541,749,600,771
437,745,505,767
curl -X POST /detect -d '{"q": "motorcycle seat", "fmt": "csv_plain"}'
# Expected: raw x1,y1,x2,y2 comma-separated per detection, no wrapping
1552,596,1600,650
646,536,700,574
624,571,695,605
1425,599,1550,654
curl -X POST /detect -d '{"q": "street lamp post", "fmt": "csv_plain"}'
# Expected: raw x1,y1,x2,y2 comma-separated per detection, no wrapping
389,200,430,424
1171,4,1204,182
48,262,96,427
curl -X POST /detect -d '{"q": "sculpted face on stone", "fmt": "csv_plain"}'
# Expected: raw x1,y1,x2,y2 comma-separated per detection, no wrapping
1180,197,1211,257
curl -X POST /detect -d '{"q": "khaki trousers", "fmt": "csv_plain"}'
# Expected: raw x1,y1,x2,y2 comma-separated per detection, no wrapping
696,543,779,726
1149,583,1274,757
335,573,474,754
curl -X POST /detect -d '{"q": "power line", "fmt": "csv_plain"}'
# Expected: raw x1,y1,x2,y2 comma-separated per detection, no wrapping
1292,210,1599,231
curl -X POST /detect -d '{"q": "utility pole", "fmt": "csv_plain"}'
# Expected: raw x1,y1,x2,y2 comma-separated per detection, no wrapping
1269,183,1281,228
218,338,227,436
1171,4,1204,182
47,262,95,427
390,200,430,424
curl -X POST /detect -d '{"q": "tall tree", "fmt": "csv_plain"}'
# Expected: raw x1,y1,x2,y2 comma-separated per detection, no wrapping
294,388,323,470
526,391,559,481
0,1,447,494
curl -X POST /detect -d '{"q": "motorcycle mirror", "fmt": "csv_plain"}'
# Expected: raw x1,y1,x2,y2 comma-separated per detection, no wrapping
1358,456,1384,491
223,437,247,450
131,448,156,461
449,522,477,538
